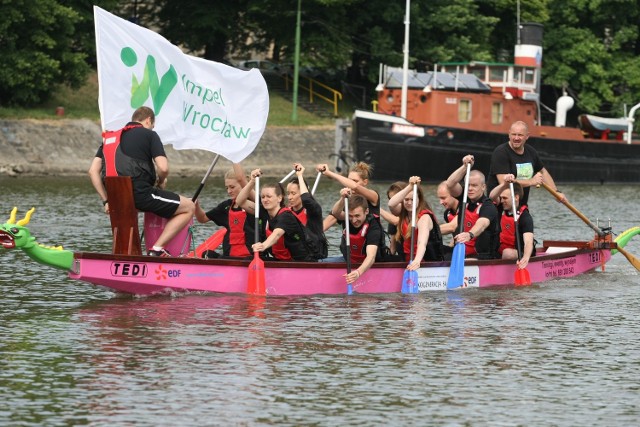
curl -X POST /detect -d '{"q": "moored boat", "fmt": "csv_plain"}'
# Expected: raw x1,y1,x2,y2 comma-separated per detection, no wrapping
347,23,640,183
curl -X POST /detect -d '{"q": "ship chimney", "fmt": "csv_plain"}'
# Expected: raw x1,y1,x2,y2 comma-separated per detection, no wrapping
514,23,543,67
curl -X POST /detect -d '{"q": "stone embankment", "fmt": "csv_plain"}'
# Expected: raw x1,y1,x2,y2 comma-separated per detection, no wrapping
0,119,342,178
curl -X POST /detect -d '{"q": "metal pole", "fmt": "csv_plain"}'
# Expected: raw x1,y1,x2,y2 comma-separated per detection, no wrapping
401,0,410,118
292,0,302,123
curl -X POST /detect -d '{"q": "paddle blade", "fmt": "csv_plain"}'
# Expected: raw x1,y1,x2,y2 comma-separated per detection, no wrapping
347,283,353,295
401,269,419,294
618,246,640,271
447,243,466,289
192,228,227,258
515,267,532,286
247,252,266,295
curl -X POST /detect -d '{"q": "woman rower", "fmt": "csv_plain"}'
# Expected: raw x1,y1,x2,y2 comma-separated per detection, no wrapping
388,176,444,270
237,169,319,262
287,163,328,258
194,164,254,258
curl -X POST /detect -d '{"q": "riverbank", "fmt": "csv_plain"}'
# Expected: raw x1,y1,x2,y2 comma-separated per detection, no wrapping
0,119,339,178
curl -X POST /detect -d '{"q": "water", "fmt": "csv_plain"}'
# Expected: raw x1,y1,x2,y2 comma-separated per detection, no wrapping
1,177,639,426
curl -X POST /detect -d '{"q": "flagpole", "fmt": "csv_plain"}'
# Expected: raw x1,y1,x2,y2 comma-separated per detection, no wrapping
292,0,302,123
401,0,410,119
192,154,221,201
93,6,106,131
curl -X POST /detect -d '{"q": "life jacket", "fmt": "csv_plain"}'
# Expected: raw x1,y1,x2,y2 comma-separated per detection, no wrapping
445,208,457,224
291,207,308,225
462,202,483,256
499,205,530,254
342,214,388,263
401,209,444,262
265,207,319,261
101,124,155,185
227,202,251,257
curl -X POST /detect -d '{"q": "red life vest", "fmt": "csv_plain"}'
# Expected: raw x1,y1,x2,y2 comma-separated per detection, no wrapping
266,207,293,261
346,222,371,264
499,205,528,251
462,202,483,256
102,124,143,177
401,209,431,261
228,203,250,257
291,207,308,225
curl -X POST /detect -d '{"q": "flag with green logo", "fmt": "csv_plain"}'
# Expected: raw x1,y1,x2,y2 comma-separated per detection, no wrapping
94,6,269,163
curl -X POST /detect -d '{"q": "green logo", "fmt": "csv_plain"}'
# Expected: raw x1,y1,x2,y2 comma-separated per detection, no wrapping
120,47,178,114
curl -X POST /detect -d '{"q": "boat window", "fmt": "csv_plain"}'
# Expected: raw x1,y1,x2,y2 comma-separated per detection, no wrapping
458,99,472,122
524,68,535,84
469,66,486,82
489,66,508,82
492,102,503,124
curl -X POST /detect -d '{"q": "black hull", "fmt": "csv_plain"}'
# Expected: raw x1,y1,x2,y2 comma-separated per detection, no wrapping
352,111,640,183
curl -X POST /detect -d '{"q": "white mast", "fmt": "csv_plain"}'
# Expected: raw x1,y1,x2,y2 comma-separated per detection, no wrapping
401,0,410,118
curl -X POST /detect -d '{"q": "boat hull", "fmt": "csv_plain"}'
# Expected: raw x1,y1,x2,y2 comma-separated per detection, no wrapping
68,245,610,296
352,111,640,183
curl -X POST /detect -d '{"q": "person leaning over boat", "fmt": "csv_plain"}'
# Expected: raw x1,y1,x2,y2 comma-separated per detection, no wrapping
489,175,536,269
287,162,328,259
194,164,254,258
446,155,500,259
487,120,566,206
340,193,386,284
388,177,444,269
88,106,195,257
436,180,460,260
238,170,320,262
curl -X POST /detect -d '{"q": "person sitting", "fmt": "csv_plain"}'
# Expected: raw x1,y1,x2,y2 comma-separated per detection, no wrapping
388,176,444,269
194,163,253,258
88,106,194,257
340,193,386,284
489,175,536,269
383,181,406,260
287,163,328,258
445,155,500,259
317,161,382,227
436,180,460,260
238,170,319,262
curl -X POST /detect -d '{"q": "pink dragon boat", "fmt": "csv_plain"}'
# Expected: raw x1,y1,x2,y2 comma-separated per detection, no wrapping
1,207,627,297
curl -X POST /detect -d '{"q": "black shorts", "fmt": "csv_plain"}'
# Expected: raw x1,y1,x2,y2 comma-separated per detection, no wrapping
135,188,180,219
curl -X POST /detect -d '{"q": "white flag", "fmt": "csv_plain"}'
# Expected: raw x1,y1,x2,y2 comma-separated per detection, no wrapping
93,6,269,163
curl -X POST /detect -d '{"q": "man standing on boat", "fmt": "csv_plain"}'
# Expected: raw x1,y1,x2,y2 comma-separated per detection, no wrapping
445,156,500,259
487,121,566,206
88,106,195,257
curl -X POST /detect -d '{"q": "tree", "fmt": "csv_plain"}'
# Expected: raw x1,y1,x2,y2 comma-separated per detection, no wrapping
0,0,90,106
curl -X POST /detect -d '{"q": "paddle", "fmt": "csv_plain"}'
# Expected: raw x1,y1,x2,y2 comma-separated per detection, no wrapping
401,183,419,293
187,228,227,258
247,176,266,295
192,154,221,201
510,182,531,286
279,169,296,184
447,163,471,290
541,182,640,272
311,171,322,195
345,195,353,295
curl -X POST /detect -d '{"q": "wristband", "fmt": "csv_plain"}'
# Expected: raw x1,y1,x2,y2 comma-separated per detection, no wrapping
102,200,108,206
468,231,475,239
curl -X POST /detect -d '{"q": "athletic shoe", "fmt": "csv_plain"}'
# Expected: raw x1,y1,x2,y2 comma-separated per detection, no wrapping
147,248,172,257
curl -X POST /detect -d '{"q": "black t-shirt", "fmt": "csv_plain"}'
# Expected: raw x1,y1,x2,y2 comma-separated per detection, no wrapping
205,198,255,256
488,143,544,206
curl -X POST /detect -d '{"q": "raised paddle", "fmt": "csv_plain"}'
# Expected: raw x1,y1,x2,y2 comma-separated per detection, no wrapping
192,154,221,202
510,182,531,286
447,163,471,290
401,183,419,293
541,182,640,272
345,195,353,295
279,169,296,184
311,171,322,195
247,176,266,295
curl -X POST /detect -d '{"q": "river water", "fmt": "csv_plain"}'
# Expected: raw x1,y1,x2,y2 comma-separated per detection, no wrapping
1,177,639,426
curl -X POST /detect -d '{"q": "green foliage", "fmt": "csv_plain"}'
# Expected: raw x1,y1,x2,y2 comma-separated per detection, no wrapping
0,0,90,106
